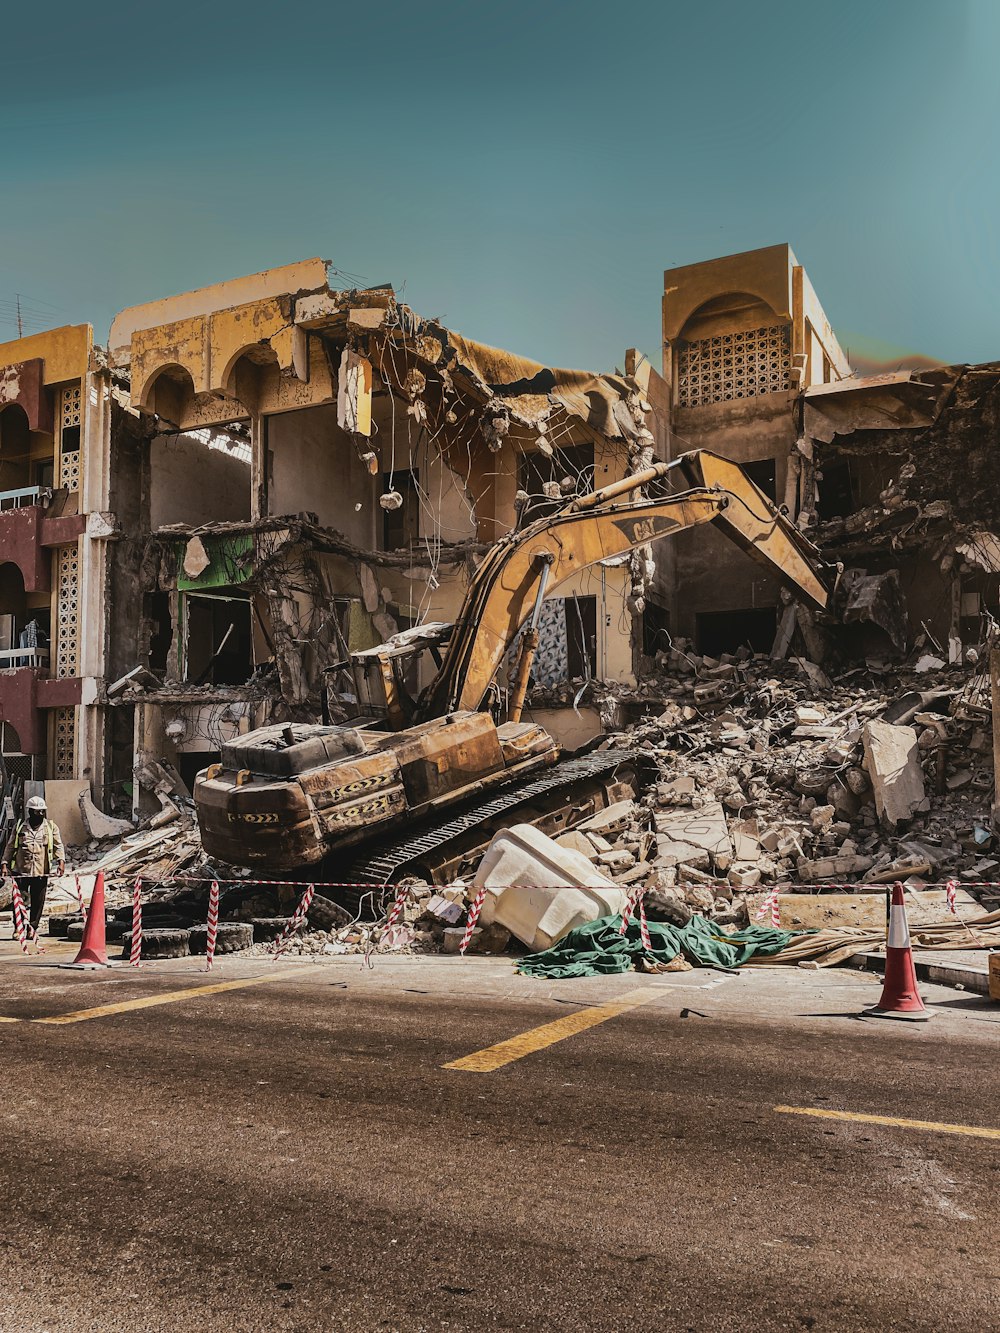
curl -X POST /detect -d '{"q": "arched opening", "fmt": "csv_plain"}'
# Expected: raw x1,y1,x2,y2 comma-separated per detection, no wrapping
1,721,22,754
0,562,48,667
222,344,280,415
137,361,252,527
676,292,791,409
1,719,28,784
0,404,37,498
0,719,42,785
139,363,197,423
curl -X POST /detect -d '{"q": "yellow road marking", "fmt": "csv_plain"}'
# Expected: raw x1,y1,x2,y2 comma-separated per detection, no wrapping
444,987,661,1072
0,1015,21,1023
775,1105,1000,1141
32,967,320,1025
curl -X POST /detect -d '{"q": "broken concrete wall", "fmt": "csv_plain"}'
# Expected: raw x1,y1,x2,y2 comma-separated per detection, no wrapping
268,405,376,544
150,429,251,527
862,720,926,827
668,393,800,650
806,362,1000,657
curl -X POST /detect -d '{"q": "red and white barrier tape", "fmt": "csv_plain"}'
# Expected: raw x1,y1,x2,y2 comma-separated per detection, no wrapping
88,873,1000,895
10,882,30,955
130,878,143,967
458,885,488,956
204,880,220,969
617,887,653,949
636,890,652,951
756,885,781,928
383,883,411,930
945,878,958,915
619,886,651,945
619,888,638,936
272,884,315,958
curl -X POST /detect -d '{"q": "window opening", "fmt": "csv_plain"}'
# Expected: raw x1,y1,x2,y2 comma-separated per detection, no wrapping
381,470,420,552
696,607,776,656
816,458,856,520
641,601,671,658
742,458,777,502
183,592,253,686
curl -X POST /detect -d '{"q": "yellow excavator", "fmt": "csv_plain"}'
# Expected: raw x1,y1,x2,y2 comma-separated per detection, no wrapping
194,450,834,881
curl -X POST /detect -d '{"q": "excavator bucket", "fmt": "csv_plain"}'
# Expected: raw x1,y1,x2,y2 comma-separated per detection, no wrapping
669,450,831,614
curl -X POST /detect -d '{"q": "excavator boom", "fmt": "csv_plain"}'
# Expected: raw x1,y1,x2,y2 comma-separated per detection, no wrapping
416,448,832,720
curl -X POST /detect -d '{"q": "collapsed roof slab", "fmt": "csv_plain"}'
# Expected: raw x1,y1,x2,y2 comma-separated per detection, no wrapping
108,261,656,454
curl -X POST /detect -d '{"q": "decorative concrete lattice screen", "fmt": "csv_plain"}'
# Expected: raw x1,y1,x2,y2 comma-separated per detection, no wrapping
676,324,791,408
55,544,80,679
58,383,82,492
52,706,76,780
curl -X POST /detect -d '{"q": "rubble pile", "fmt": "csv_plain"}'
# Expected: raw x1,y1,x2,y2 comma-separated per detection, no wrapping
44,643,1000,962
589,645,1000,895
71,821,205,894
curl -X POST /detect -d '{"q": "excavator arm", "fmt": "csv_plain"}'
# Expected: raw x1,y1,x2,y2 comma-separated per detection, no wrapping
415,449,833,721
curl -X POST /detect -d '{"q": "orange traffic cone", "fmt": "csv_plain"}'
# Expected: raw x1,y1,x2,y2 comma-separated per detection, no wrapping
60,871,111,969
863,882,929,1022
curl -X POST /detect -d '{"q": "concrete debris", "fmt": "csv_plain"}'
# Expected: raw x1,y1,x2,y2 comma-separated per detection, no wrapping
862,721,926,826
182,535,211,579
78,791,133,841
31,639,1000,963
842,570,908,652
576,650,1000,902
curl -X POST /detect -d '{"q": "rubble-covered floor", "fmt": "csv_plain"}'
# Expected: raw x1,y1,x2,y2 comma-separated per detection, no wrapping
18,645,1000,978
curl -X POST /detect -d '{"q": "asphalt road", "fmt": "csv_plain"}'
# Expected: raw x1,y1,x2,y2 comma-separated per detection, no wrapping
0,944,998,1332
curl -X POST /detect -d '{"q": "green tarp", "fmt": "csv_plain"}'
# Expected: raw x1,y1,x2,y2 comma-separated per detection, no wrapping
177,534,254,591
515,913,795,979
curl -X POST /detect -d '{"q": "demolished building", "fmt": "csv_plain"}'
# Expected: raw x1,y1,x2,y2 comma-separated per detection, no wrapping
16,246,1000,977
651,243,852,656
4,243,1000,874
803,361,1000,661
101,259,670,817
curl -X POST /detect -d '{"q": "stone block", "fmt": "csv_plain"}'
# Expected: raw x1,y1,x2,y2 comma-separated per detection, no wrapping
862,721,925,826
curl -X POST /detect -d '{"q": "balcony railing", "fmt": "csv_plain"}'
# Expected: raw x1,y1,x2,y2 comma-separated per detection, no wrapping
0,486,42,513
0,647,49,669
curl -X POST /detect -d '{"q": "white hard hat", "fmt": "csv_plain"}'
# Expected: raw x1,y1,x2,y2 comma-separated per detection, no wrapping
26,796,47,812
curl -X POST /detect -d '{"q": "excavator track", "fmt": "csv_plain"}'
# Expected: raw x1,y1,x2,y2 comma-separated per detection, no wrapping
341,748,643,890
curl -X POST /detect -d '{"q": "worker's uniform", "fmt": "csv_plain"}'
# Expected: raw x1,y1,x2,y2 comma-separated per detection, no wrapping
3,818,65,931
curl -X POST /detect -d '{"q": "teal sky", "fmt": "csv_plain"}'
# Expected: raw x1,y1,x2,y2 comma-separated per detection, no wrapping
1,0,997,373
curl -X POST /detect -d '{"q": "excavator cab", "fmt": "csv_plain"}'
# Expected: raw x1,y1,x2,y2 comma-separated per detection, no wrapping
323,622,455,731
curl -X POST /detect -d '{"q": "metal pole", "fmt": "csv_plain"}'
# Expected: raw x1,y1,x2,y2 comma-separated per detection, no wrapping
507,555,553,724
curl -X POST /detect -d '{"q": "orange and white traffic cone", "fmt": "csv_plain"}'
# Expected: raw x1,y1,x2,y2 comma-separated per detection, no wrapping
863,882,930,1022
60,871,111,970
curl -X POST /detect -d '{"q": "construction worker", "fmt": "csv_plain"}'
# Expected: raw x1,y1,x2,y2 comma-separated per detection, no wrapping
2,796,66,934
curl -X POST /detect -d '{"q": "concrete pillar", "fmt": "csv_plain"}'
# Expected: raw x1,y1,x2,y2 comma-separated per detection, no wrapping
76,368,112,795
251,414,268,520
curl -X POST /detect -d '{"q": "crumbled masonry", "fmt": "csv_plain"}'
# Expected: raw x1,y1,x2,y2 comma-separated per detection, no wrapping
45,645,1000,962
